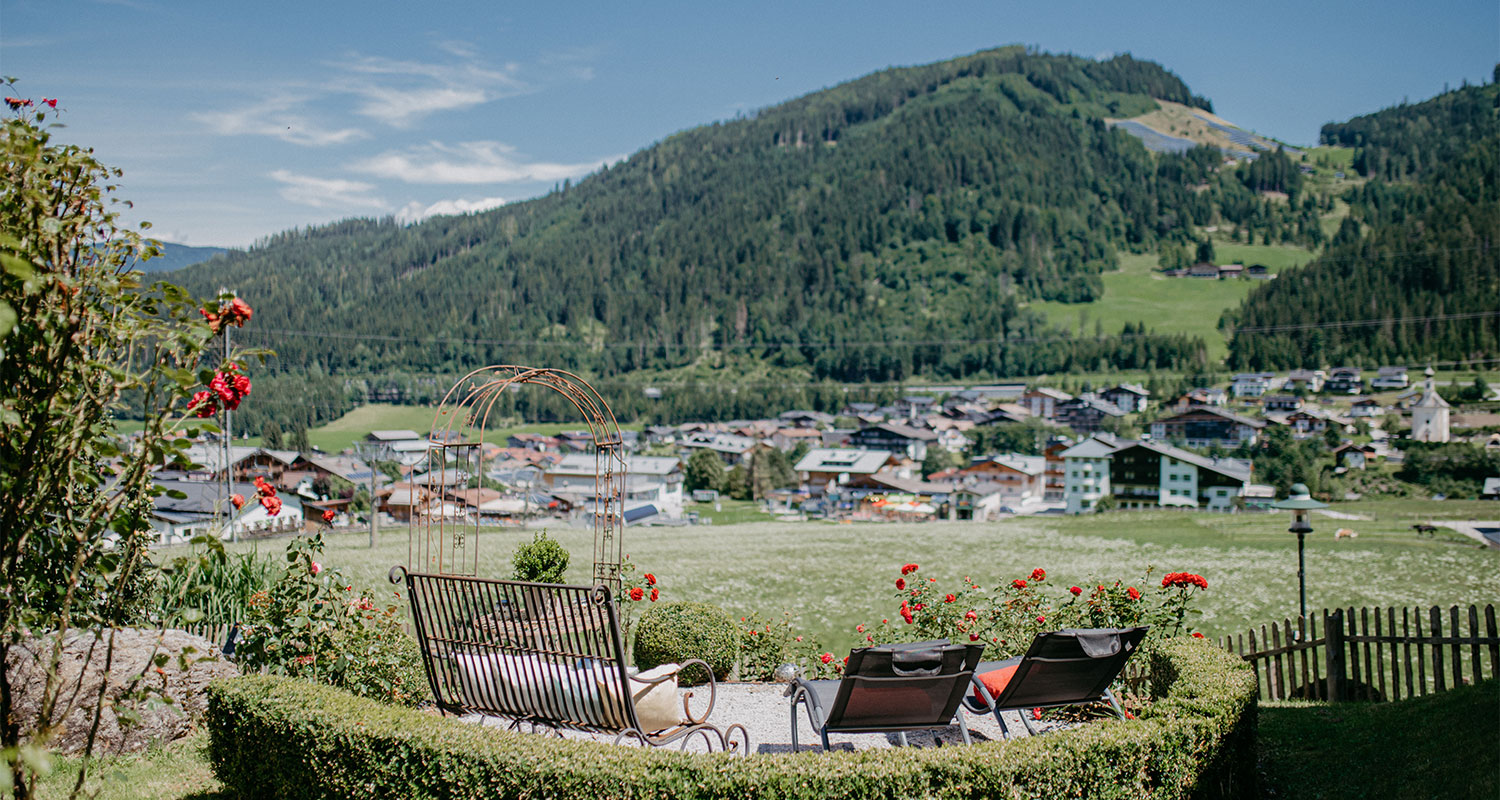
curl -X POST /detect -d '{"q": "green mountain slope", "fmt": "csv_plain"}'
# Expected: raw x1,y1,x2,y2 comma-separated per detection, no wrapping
175,46,1323,430
1226,82,1499,370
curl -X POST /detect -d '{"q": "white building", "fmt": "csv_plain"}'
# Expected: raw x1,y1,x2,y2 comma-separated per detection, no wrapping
1411,384,1451,443
1061,437,1121,514
542,454,684,518
147,479,304,545
1230,373,1277,398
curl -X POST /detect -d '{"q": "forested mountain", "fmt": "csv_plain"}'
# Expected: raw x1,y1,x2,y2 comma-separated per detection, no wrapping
173,46,1326,431
1227,82,1498,370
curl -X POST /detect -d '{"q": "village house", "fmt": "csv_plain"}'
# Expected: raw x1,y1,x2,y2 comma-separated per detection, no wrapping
1108,442,1252,511
642,425,677,445
1217,263,1244,279
1021,387,1072,420
1246,264,1272,279
1101,383,1150,413
1276,407,1351,439
1326,367,1363,394
507,432,560,452
1332,442,1378,470
556,430,597,452
364,430,429,463
1350,398,1385,417
1284,369,1326,393
793,449,899,495
770,427,824,452
679,431,759,464
1055,394,1126,434
778,409,835,429
147,478,304,545
1061,436,1123,514
1174,387,1228,408
1370,366,1411,390
1230,372,1277,398
1150,406,1266,449
179,444,300,485
956,454,1046,504
1188,262,1221,279
947,481,1007,521
1263,395,1304,412
849,422,938,462
542,454,684,518
1042,439,1071,501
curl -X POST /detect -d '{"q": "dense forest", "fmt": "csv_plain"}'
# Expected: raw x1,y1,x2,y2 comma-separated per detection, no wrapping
172,47,1384,432
1226,81,1498,370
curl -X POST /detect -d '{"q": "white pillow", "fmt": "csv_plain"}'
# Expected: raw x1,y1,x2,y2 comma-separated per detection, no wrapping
556,663,614,725
452,652,507,708
495,654,568,715
598,663,686,733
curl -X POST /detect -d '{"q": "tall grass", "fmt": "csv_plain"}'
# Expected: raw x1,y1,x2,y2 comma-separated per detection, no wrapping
154,551,278,626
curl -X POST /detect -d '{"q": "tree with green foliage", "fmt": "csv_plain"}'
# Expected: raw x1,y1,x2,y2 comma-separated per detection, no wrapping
748,446,796,500
1195,238,1216,265
683,448,727,494
0,91,261,798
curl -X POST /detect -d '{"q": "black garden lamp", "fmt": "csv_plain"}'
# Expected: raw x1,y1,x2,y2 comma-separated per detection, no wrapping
1270,483,1328,620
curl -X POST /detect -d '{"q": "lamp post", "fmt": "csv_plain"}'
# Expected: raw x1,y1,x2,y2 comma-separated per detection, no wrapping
1270,483,1328,620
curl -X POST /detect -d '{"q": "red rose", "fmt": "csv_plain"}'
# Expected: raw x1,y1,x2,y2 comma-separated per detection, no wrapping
42,98,57,108
629,587,644,601
230,493,245,509
1036,615,1045,623
1191,632,1205,639
944,594,956,603
1127,586,1141,600
1032,708,1042,720
901,613,913,624
1012,579,1027,589
969,633,980,641
1030,568,1046,582
259,495,281,515
190,390,217,418
820,653,833,665
1069,586,1082,596
895,578,905,590
321,509,335,523
856,624,865,633
644,573,656,586
649,588,659,602
964,610,978,620
228,297,253,325
912,603,924,611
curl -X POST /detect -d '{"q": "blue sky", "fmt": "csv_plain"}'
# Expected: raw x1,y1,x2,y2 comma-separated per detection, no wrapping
3,1,1495,247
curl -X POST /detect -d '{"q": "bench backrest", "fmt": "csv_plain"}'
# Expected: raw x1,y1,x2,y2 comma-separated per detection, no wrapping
991,626,1149,709
827,640,984,733
402,571,642,733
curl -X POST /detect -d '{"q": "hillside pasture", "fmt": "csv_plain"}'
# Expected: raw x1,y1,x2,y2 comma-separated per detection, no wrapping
191,508,1500,656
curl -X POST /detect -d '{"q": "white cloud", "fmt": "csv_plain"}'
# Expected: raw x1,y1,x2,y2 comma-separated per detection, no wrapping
395,196,508,224
331,52,526,127
351,141,614,185
269,170,386,209
193,100,368,147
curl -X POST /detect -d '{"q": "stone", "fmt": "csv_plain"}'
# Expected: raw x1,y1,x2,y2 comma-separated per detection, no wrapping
4,627,239,755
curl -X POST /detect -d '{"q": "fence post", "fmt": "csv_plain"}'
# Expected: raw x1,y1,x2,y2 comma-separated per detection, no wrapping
1325,608,1344,702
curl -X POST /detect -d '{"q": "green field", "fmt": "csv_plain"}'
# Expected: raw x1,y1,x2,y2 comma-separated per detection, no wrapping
180,505,1500,656
1030,243,1316,363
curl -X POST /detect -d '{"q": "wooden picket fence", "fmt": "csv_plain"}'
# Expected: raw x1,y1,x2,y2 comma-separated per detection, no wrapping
1220,603,1498,702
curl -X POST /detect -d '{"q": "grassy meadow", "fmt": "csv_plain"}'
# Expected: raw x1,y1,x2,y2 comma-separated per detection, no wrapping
183,505,1500,656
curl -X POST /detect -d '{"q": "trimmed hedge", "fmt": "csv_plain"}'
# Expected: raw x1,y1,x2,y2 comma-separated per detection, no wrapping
633,601,739,685
206,636,1257,799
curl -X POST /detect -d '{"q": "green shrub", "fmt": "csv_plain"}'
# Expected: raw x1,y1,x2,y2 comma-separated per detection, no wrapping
633,601,737,685
207,636,1258,799
511,530,570,584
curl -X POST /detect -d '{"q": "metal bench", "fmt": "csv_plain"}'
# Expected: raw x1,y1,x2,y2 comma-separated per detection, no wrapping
392,567,749,754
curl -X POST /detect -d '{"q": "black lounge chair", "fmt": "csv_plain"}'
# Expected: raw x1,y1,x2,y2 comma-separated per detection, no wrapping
962,626,1148,738
786,639,984,751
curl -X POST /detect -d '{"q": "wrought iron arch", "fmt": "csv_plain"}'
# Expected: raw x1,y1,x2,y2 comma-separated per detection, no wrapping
409,365,625,587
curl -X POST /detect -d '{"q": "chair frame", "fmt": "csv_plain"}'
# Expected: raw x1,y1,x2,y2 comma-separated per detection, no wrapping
963,627,1147,739
786,641,982,752
395,566,749,754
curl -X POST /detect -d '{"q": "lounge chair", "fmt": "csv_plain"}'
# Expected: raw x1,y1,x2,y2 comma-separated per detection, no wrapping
786,639,984,751
962,626,1148,738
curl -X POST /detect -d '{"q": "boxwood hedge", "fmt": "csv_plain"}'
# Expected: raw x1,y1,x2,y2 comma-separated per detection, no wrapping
206,636,1256,799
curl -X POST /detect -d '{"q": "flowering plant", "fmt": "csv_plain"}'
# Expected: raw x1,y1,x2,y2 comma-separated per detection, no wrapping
615,554,660,637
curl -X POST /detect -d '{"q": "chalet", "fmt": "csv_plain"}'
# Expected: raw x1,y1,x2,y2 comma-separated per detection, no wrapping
1350,398,1385,418
1332,443,1377,470
444,487,503,515
1371,366,1410,390
770,427,824,452
1246,264,1272,279
948,481,1007,521
956,454,1046,503
543,454,683,517
1327,367,1363,395
1101,384,1150,413
1231,372,1277,398
976,404,1032,426
779,410,835,428
680,431,759,464
642,425,678,445
841,401,878,418
1263,395,1304,412
1021,387,1072,420
380,484,433,522
179,445,300,485
1188,262,1221,279
364,430,429,463
557,430,597,452
849,422,937,462
820,429,854,448
968,383,1028,401
1108,442,1251,511
1217,263,1245,279
1055,394,1126,434
147,479,304,545
893,396,937,419
1284,369,1326,393
1278,408,1350,438
1175,387,1228,408
1061,437,1124,514
1043,439,1071,501
794,448,899,495
1150,406,1266,449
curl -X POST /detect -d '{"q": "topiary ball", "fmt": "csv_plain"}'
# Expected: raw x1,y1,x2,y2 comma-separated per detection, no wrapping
632,601,737,686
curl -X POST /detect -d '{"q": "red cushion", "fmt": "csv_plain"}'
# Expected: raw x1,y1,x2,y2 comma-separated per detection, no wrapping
972,664,1018,705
